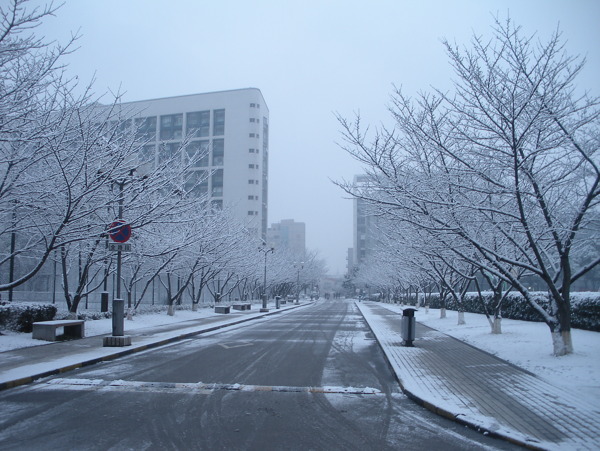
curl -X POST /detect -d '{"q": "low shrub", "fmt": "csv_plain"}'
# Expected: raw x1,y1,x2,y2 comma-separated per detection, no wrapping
0,302,57,332
418,291,600,331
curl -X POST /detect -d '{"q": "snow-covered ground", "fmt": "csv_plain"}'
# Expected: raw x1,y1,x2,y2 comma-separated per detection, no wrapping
378,303,600,399
0,308,216,352
2,302,599,402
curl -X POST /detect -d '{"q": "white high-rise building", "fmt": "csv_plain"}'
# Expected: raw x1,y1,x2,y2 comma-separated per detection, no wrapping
113,88,269,238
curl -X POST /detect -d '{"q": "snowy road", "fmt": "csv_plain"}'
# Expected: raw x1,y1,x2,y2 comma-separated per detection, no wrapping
0,300,519,450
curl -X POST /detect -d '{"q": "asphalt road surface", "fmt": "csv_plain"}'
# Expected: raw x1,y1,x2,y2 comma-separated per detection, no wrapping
0,300,520,450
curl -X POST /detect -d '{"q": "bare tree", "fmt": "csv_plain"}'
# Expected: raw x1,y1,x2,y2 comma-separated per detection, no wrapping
338,17,599,356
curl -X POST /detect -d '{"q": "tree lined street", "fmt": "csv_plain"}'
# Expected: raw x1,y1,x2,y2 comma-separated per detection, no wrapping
1,1,598,449
0,300,518,450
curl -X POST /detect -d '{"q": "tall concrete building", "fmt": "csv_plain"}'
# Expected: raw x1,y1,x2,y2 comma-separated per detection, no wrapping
113,88,269,238
352,175,380,267
346,247,355,275
267,219,306,256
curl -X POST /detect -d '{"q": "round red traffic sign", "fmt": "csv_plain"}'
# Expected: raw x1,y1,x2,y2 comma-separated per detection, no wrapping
108,220,132,243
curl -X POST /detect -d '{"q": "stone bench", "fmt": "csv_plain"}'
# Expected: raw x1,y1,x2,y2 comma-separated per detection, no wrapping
232,303,251,311
32,320,85,342
214,306,230,314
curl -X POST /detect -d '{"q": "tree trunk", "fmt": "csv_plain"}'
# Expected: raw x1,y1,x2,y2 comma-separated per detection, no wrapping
457,311,465,325
552,330,573,356
440,308,446,319
551,304,573,356
167,304,175,316
492,316,502,334
192,302,198,312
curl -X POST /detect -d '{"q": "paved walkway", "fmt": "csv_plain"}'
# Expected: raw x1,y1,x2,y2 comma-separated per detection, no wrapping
356,301,600,451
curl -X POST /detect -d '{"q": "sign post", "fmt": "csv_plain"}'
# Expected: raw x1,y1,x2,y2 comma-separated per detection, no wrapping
108,219,131,301
104,218,132,347
108,219,132,244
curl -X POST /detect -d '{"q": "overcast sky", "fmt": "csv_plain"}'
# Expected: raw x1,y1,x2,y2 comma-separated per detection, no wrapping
35,0,600,275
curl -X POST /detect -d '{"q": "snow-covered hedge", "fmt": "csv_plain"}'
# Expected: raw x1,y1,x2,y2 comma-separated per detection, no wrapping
52,304,200,321
0,302,57,332
422,292,600,332
54,310,112,321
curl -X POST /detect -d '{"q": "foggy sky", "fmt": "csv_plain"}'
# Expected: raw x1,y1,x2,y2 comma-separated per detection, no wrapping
35,0,600,275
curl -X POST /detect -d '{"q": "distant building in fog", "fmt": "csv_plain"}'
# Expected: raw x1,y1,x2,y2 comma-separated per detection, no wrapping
267,219,305,256
346,247,355,275
352,175,380,268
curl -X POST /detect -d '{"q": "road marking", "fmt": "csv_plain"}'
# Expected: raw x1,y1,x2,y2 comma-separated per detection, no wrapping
38,378,383,395
218,341,253,349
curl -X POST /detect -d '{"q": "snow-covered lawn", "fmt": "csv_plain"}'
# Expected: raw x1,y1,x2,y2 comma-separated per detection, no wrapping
379,303,600,399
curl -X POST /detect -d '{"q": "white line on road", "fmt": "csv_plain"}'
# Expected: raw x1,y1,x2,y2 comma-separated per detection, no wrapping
38,378,383,395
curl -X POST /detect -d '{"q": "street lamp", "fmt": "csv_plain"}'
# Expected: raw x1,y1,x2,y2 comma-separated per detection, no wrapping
258,242,274,312
294,261,304,304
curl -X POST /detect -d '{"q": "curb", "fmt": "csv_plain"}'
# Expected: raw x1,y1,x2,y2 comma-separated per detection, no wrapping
0,303,310,392
354,301,549,451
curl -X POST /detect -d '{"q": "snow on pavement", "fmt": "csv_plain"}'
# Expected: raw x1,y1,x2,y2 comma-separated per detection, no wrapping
375,303,600,400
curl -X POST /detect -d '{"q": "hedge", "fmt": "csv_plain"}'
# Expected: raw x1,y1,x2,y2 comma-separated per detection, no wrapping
418,291,600,332
0,302,57,333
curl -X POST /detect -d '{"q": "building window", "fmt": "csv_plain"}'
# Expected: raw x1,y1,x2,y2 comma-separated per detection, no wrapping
138,144,155,164
160,114,183,140
249,164,255,169
249,148,256,153
185,140,209,167
158,142,181,163
187,111,210,138
135,116,157,142
249,133,255,138
250,118,256,123
212,138,224,166
211,169,223,196
211,199,223,210
185,170,208,196
213,109,225,135
248,180,255,184
111,119,132,136
250,103,256,107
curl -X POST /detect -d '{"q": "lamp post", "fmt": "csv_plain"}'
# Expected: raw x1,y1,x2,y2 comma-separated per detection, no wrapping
258,243,274,312
294,261,304,305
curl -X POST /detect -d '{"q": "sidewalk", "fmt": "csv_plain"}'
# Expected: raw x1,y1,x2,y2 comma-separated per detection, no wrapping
0,303,307,391
356,301,600,451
